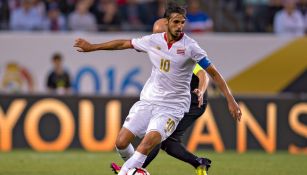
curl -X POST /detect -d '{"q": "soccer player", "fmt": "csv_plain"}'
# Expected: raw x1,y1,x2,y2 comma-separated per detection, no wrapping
73,2,241,175
111,18,212,175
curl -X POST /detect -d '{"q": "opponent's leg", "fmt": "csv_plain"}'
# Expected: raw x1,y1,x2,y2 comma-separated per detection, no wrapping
161,138,200,168
161,138,211,175
161,104,211,174
142,105,204,168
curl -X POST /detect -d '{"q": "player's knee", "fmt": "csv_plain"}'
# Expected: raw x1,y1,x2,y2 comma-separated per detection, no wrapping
115,128,135,149
115,135,130,149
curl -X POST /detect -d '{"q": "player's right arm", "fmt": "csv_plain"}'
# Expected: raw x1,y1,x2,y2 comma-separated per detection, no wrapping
73,38,133,52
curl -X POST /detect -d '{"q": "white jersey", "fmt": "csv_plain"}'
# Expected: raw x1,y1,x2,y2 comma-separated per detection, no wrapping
131,32,208,113
274,9,305,37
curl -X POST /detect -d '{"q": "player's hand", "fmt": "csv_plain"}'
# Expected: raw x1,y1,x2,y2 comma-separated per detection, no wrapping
193,89,204,108
74,38,94,52
228,100,241,122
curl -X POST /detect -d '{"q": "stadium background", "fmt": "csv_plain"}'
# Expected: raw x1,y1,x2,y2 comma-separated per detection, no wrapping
0,0,307,175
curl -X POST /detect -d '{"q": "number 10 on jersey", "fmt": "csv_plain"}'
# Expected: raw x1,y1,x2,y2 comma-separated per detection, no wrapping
160,59,170,72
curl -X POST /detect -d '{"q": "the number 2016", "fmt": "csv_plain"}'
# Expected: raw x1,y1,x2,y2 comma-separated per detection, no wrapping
160,59,170,72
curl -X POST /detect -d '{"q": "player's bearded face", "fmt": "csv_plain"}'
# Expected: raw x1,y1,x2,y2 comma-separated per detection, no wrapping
167,13,186,39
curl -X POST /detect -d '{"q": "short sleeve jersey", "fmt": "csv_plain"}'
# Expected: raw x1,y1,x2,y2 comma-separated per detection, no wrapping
131,32,208,113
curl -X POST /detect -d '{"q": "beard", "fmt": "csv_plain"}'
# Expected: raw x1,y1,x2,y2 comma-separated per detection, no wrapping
168,27,182,40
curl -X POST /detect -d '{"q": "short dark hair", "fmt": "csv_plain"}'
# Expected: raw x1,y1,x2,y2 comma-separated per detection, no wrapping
164,1,187,19
52,53,62,61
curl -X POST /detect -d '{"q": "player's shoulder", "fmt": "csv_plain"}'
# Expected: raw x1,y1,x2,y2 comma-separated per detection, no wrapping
142,32,163,38
138,32,164,41
182,33,198,45
182,33,200,50
149,32,164,40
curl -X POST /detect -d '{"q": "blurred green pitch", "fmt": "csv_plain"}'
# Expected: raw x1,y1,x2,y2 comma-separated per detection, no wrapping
0,150,306,175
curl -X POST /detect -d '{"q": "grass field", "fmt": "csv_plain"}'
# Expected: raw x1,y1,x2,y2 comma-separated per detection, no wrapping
0,150,306,175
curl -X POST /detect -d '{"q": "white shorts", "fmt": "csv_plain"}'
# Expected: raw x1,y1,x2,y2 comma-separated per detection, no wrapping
123,100,184,141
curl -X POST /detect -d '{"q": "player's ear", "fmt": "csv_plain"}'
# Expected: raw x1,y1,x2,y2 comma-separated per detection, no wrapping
165,18,169,25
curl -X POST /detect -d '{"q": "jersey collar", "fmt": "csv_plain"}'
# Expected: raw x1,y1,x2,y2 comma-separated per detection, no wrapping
164,32,184,50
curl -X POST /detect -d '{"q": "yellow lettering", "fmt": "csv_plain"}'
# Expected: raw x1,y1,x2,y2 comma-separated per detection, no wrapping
288,103,307,154
24,99,74,151
79,100,121,151
187,105,224,153
237,103,276,153
0,99,26,151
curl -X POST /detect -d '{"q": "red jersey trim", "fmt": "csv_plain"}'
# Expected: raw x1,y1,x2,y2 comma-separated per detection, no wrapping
164,32,184,50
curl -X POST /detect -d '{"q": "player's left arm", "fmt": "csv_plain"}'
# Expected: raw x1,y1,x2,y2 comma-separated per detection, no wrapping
198,58,241,121
193,64,209,107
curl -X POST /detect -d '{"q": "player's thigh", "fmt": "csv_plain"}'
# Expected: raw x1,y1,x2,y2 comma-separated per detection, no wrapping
146,108,184,142
123,101,153,138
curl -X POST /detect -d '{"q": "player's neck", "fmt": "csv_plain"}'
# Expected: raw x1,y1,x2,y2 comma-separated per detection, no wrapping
165,32,184,44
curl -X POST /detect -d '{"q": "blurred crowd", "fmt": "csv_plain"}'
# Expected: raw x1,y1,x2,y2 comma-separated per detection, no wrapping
0,0,306,35
237,0,307,36
0,0,175,32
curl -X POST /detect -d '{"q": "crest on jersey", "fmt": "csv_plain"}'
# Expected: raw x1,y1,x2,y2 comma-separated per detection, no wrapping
177,48,185,55
156,46,161,50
